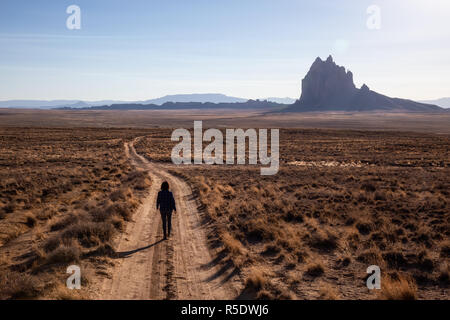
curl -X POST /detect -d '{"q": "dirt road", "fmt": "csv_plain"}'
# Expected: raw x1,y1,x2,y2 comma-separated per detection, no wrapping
95,138,239,299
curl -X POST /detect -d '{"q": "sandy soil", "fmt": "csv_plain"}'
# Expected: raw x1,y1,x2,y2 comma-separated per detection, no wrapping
92,138,240,300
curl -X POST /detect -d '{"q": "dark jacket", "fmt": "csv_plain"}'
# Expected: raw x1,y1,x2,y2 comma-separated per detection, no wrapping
157,190,176,212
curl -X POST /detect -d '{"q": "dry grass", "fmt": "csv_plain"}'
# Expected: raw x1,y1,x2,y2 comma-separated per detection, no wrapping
318,282,341,300
245,268,268,290
1,125,448,300
242,267,278,300
221,232,242,253
0,128,151,299
378,274,418,300
136,128,449,299
0,271,43,300
305,262,325,277
438,263,449,284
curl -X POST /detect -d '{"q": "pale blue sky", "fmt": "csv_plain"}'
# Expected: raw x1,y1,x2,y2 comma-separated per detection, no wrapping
0,0,449,101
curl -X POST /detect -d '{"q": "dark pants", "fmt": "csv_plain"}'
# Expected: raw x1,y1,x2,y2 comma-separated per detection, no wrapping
160,209,172,238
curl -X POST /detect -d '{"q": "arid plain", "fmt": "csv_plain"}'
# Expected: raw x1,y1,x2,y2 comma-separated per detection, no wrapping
0,109,448,299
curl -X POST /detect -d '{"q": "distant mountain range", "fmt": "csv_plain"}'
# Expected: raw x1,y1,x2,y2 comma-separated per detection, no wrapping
419,97,450,109
142,94,247,104
0,100,126,109
1,60,447,112
286,56,443,112
0,94,296,109
61,100,287,111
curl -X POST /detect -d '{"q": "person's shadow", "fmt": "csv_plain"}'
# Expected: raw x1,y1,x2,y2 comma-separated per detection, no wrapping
115,239,165,258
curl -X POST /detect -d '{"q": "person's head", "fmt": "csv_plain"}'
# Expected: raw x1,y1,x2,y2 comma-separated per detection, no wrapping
161,181,169,191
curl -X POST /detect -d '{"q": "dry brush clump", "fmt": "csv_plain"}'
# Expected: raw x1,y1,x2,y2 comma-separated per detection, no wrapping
0,271,44,300
378,273,418,300
242,267,280,300
0,128,152,299
318,282,341,300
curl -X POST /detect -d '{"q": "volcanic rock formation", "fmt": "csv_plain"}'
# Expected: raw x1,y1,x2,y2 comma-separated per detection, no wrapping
286,55,442,112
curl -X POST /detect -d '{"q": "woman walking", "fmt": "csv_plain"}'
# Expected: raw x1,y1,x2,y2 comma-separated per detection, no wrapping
156,181,176,240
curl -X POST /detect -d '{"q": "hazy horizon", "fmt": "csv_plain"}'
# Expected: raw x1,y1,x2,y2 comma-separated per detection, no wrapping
0,0,449,101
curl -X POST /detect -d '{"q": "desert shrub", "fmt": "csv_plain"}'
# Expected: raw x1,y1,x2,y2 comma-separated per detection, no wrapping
382,251,408,268
3,202,16,214
294,249,309,263
440,242,450,258
222,232,243,255
90,207,110,222
62,222,114,247
44,245,80,265
24,213,37,228
361,182,376,192
305,263,325,277
356,221,373,235
309,230,338,252
319,283,340,300
0,271,42,299
125,170,150,191
437,263,449,284
50,214,79,232
245,268,268,290
357,248,384,265
36,206,58,220
345,231,360,249
374,191,387,201
379,274,417,300
82,243,116,258
417,251,434,272
106,203,132,221
255,289,275,300
43,235,62,253
245,225,274,243
111,216,124,231
110,189,127,202
262,243,281,256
